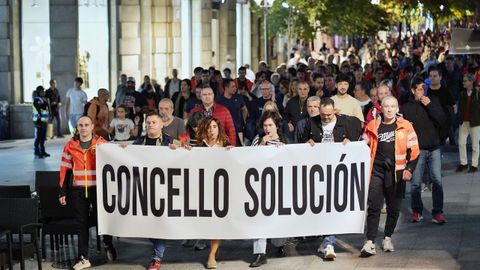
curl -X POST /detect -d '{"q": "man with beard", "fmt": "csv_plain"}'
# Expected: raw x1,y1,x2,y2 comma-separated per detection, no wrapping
331,73,364,122
158,98,186,141
310,73,325,97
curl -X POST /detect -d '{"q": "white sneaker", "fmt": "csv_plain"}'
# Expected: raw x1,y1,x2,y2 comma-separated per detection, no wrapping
360,240,376,257
382,237,395,252
318,244,336,259
73,256,91,270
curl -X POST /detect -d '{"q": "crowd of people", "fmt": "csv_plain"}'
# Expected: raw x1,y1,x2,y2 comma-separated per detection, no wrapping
28,30,480,270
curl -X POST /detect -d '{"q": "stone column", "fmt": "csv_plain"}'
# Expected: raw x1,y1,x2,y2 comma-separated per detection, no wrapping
140,0,152,78
119,0,141,81
191,0,212,69
109,0,119,96
218,1,236,75
242,3,252,69
0,0,18,104
152,0,175,82
236,3,253,71
170,0,182,78
180,0,192,78
250,13,260,72
50,0,79,134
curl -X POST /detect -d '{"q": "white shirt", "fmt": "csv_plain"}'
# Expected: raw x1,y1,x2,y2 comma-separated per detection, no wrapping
66,88,88,115
168,79,180,98
321,119,336,143
110,118,135,141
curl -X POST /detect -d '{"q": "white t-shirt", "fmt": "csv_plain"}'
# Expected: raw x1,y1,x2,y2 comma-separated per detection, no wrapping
110,118,135,141
321,119,336,143
168,80,180,98
66,88,88,115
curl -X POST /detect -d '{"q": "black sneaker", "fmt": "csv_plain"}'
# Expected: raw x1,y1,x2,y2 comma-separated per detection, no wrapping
277,246,286,257
105,245,117,261
456,164,468,172
468,166,478,173
249,254,267,267
41,152,51,157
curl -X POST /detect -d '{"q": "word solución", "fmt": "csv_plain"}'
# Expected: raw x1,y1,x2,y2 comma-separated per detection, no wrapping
100,162,367,218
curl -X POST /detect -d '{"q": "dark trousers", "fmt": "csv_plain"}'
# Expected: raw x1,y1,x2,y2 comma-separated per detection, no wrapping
50,109,62,136
34,122,47,154
70,188,112,258
366,161,403,242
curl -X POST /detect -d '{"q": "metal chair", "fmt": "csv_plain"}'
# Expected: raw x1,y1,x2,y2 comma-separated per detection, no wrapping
0,198,42,270
0,229,13,270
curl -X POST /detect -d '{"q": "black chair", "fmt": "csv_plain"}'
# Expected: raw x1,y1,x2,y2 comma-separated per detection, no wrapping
35,171,100,259
37,187,78,260
0,185,31,198
0,198,42,270
0,229,13,270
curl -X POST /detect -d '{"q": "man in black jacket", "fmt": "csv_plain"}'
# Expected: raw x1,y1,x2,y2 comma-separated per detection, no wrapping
400,76,447,224
300,97,362,260
300,97,362,144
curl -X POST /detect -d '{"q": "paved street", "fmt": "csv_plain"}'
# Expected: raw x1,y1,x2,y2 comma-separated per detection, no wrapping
0,138,479,270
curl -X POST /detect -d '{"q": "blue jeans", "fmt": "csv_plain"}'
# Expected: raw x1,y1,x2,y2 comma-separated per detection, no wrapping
411,148,444,216
150,239,165,261
322,235,336,246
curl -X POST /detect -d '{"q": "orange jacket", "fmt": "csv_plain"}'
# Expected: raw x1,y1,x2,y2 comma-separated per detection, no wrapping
364,117,420,180
59,136,107,197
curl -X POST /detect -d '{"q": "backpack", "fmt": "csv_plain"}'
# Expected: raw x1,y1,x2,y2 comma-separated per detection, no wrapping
83,102,100,119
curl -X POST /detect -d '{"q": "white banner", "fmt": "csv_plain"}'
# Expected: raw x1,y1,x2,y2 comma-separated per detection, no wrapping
96,142,370,239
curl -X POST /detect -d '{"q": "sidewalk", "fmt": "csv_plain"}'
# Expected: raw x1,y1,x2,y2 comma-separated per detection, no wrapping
0,138,478,270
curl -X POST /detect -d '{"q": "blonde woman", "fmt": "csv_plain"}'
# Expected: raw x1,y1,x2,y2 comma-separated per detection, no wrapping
283,79,299,108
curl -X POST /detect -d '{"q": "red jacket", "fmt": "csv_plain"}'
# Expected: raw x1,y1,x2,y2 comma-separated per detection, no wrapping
59,136,107,197
190,103,237,146
365,102,382,125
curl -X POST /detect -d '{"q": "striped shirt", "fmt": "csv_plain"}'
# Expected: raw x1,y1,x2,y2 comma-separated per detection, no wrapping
252,135,285,146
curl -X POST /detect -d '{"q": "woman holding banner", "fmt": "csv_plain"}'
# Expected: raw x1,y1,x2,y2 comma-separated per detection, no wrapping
249,111,288,268
361,96,419,257
196,116,233,269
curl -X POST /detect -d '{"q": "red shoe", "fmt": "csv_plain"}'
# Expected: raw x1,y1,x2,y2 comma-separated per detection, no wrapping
411,212,423,223
148,259,161,270
432,214,446,224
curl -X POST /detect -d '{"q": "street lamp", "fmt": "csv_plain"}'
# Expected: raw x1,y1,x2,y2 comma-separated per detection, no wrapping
254,0,275,65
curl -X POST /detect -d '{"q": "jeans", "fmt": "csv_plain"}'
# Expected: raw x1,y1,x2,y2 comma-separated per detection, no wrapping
150,239,166,261
69,114,82,135
411,148,444,216
322,235,336,246
34,122,47,154
50,109,62,136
